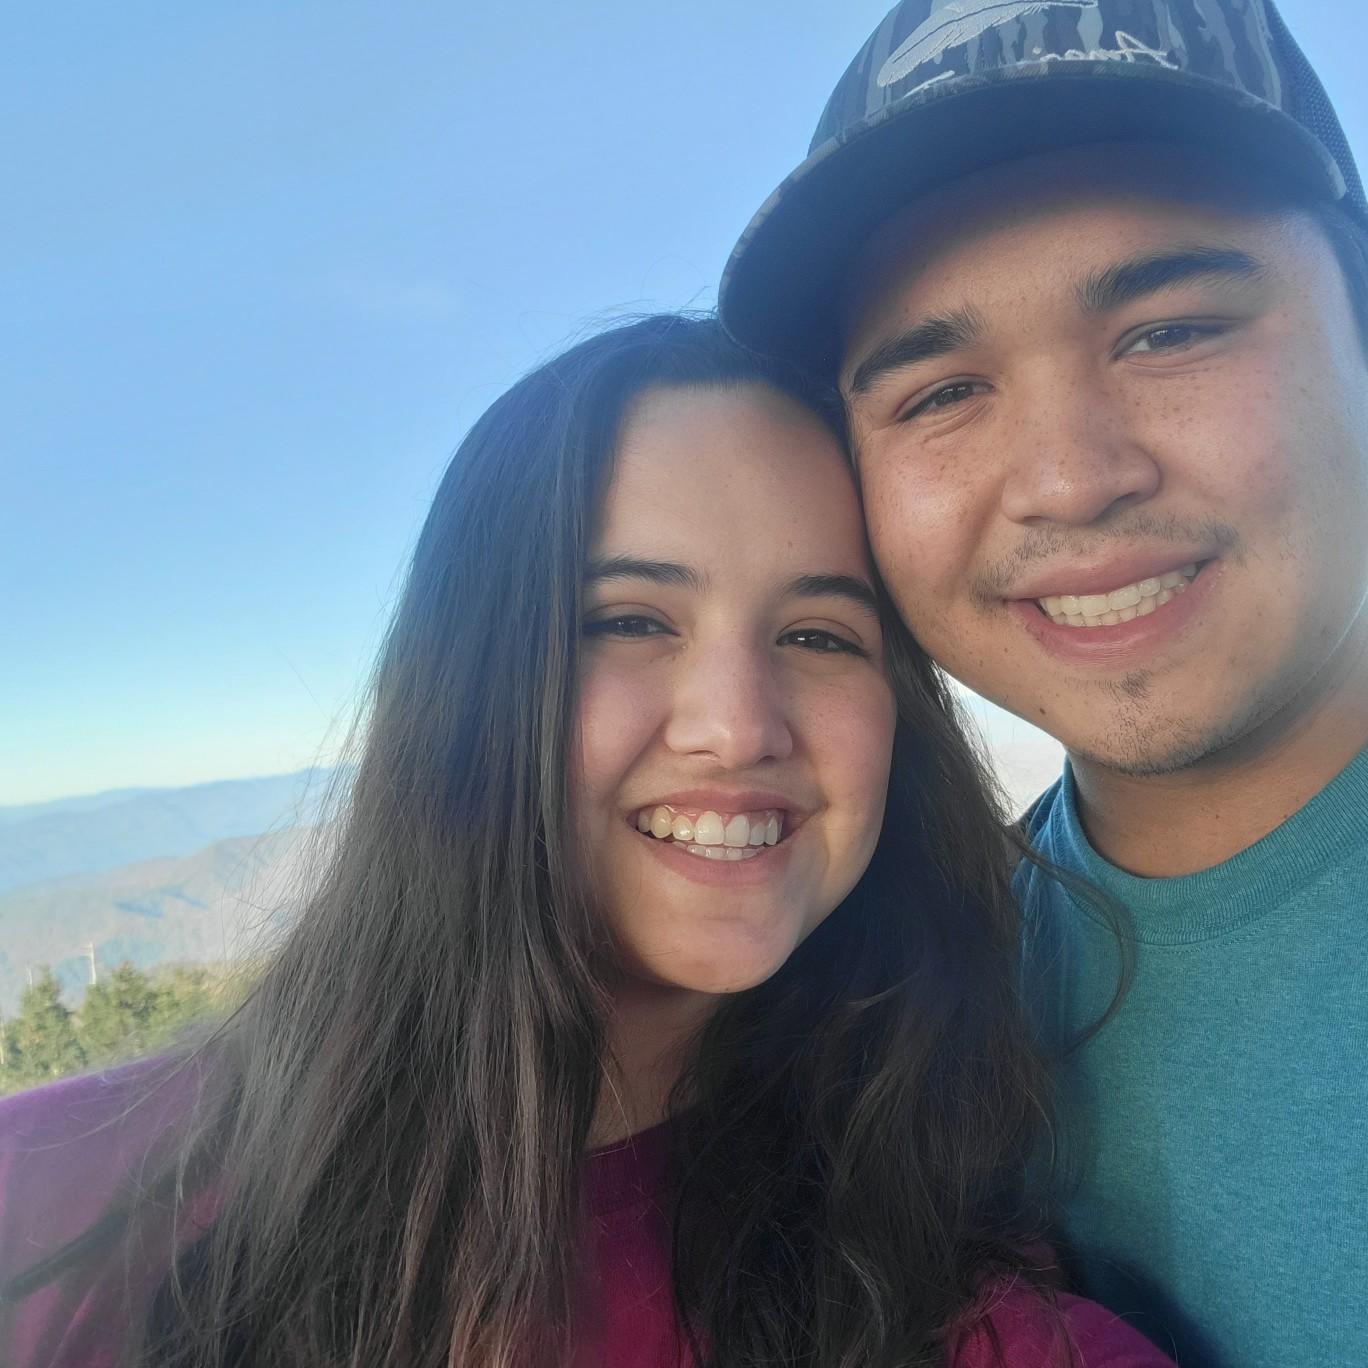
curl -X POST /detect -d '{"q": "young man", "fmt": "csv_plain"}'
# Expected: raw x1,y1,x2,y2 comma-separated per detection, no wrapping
720,4,1368,1367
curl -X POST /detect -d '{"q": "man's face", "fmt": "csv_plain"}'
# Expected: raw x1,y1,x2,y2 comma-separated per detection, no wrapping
840,148,1368,775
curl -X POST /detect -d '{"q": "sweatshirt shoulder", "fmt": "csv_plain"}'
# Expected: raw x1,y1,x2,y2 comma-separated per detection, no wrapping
1013,775,1069,920
951,1285,1176,1368
0,1056,188,1152
0,1058,203,1279
1019,774,1066,848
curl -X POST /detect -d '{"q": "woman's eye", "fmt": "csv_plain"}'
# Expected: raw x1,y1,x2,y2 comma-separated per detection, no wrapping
1123,322,1223,355
900,380,984,421
780,627,866,657
582,615,670,640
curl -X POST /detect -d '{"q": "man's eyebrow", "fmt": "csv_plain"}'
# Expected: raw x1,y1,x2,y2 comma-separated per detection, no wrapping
784,573,880,616
847,307,986,396
585,556,704,591
1079,247,1267,315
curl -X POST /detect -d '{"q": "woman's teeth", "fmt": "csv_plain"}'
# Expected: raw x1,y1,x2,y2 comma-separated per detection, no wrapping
634,806,782,861
1038,564,1198,628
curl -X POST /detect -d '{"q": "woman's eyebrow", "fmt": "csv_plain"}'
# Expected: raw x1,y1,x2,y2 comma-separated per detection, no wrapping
585,555,704,591
785,573,880,616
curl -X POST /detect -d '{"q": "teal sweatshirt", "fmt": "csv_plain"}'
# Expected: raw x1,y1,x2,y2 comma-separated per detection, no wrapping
1018,746,1368,1368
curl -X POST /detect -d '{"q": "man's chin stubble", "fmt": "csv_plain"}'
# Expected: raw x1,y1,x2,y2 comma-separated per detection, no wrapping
1067,675,1300,780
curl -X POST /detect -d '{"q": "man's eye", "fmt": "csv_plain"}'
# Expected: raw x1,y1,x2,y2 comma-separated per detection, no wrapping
900,381,983,421
582,615,669,639
779,627,866,657
1124,322,1223,355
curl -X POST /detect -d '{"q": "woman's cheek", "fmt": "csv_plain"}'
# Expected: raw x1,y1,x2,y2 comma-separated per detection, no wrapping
807,673,897,861
575,658,662,812
853,680,898,840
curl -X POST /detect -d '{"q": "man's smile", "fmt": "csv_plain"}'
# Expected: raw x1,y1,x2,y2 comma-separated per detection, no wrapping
1034,564,1198,629
1007,559,1221,664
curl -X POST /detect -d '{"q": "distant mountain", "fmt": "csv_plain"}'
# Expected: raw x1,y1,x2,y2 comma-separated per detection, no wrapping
959,693,1065,816
0,768,337,896
0,786,162,828
982,730,1066,815
0,828,311,1013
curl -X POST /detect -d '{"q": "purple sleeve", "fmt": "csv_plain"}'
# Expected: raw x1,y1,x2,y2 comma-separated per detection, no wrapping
949,1284,1177,1368
0,1060,211,1368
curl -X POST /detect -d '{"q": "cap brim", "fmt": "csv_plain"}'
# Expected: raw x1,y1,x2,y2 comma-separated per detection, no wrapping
720,62,1348,375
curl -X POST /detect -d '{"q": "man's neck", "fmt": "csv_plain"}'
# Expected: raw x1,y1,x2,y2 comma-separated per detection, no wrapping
1071,651,1368,879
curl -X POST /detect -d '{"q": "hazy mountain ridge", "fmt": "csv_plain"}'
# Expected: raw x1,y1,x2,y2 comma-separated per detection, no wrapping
982,730,1065,815
0,828,312,1013
958,694,1064,816
0,767,336,895
0,786,162,828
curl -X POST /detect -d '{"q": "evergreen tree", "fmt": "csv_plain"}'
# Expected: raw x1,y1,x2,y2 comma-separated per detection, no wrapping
0,1015,18,1094
8,969,85,1087
147,965,220,1049
0,960,253,1095
79,961,160,1066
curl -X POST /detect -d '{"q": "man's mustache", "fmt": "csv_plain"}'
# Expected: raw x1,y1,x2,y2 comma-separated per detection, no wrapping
970,515,1240,605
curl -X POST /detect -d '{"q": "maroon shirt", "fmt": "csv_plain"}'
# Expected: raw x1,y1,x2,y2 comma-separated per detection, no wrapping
576,1124,1176,1368
0,1060,216,1366
2,1067,1175,1366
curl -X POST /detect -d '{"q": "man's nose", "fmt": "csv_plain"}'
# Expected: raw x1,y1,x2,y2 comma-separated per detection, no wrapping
661,640,794,770
999,375,1162,528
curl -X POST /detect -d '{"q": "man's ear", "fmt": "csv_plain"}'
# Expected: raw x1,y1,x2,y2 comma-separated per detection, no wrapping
1308,201,1368,364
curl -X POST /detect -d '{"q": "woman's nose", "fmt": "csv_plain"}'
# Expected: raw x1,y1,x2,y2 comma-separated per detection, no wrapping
661,642,794,769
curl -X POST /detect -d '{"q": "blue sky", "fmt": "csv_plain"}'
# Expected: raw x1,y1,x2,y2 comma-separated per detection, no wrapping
5,1,1365,805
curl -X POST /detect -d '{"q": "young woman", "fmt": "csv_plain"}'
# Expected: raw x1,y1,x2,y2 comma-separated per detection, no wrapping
0,316,1171,1367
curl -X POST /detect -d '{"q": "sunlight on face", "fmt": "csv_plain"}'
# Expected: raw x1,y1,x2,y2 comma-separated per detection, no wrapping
575,383,896,1003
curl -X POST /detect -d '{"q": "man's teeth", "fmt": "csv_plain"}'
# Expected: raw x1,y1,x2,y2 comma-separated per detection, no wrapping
634,806,782,860
1039,565,1198,628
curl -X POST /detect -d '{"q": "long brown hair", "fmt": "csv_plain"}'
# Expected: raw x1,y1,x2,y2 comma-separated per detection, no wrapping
7,315,1058,1366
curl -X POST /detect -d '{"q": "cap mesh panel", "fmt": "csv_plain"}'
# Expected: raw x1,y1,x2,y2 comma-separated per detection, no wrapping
1264,0,1368,219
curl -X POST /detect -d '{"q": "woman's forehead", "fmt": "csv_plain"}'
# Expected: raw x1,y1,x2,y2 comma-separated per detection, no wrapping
594,384,869,579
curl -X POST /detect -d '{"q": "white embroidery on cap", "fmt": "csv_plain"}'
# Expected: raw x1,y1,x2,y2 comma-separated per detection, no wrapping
1034,30,1178,70
877,0,1099,88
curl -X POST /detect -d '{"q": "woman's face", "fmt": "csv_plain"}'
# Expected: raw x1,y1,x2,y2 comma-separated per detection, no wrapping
576,382,896,1000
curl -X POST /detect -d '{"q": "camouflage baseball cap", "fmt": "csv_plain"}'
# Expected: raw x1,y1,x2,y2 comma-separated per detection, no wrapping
719,0,1367,373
